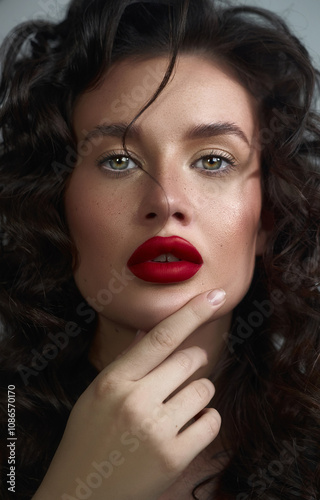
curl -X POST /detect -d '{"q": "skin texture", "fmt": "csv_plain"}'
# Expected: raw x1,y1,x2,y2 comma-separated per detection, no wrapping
65,55,268,371
33,291,226,500
32,56,269,499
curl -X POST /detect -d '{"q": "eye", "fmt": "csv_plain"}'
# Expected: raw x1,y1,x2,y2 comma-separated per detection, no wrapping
199,156,226,170
192,151,237,176
97,151,138,174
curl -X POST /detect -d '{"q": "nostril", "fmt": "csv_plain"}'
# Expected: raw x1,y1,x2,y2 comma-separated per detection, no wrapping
146,213,157,219
174,212,185,221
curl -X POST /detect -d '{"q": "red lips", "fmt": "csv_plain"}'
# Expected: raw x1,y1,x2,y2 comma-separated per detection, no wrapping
127,236,203,283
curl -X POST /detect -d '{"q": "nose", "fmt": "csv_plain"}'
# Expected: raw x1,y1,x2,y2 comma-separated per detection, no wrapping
136,169,194,228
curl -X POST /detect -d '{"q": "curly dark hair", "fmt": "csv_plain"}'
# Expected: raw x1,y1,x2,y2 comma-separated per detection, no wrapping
0,0,319,498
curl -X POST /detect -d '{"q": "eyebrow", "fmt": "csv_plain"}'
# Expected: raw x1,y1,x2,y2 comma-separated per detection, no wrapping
84,123,131,142
83,121,250,146
186,122,250,146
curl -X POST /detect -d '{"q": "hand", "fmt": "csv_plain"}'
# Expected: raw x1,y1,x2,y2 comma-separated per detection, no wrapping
33,288,226,500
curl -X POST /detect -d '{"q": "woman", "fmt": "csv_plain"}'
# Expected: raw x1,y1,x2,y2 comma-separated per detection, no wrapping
0,0,319,498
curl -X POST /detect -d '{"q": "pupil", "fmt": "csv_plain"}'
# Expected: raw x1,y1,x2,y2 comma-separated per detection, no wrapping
205,157,221,170
112,157,128,170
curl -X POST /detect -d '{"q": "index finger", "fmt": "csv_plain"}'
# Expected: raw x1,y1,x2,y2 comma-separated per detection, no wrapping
113,288,226,380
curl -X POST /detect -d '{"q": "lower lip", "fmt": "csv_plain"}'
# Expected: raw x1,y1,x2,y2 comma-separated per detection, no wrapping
127,261,202,283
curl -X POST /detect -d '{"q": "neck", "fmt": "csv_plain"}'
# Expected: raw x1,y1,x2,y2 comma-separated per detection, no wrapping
89,317,137,371
89,312,232,380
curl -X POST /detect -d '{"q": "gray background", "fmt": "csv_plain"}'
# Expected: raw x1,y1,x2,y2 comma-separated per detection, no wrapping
0,0,319,66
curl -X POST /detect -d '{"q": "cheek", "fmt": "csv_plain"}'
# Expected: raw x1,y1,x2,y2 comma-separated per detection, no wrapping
64,171,134,290
226,173,262,243
221,197,261,248
203,179,262,293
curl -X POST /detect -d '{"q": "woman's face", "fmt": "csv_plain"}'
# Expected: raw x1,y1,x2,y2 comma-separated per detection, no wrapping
65,55,268,333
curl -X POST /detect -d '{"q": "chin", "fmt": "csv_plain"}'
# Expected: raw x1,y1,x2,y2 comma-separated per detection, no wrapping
104,286,226,332
129,300,189,332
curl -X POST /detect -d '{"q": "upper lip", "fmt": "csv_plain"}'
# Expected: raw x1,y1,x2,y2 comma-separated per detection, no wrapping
127,236,203,266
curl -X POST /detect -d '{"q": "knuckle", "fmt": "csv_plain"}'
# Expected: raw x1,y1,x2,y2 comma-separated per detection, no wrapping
191,380,213,402
193,346,209,366
173,350,193,371
119,389,148,430
159,448,183,477
186,303,204,324
149,325,175,351
93,372,119,399
121,392,141,421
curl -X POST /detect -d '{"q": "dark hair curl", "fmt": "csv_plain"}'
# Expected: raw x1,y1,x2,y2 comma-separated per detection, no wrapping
0,1,319,499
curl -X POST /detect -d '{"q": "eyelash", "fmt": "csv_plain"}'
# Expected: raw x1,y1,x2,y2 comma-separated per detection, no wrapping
96,150,139,178
96,149,238,178
191,150,238,177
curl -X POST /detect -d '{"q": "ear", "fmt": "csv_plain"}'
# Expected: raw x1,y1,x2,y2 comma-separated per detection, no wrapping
255,209,274,256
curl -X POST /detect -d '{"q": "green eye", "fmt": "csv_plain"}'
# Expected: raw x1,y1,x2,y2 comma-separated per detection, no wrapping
201,156,223,170
108,156,132,170
192,152,236,176
97,153,138,173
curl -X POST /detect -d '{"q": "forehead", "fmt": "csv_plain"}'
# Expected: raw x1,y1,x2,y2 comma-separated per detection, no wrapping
73,55,259,141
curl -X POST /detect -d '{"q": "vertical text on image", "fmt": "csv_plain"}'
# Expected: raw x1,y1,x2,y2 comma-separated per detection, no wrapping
7,385,16,493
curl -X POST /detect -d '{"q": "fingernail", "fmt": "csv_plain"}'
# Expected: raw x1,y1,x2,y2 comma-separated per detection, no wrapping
207,289,226,305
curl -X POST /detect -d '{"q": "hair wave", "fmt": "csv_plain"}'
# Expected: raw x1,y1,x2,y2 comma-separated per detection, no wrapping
0,1,319,498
